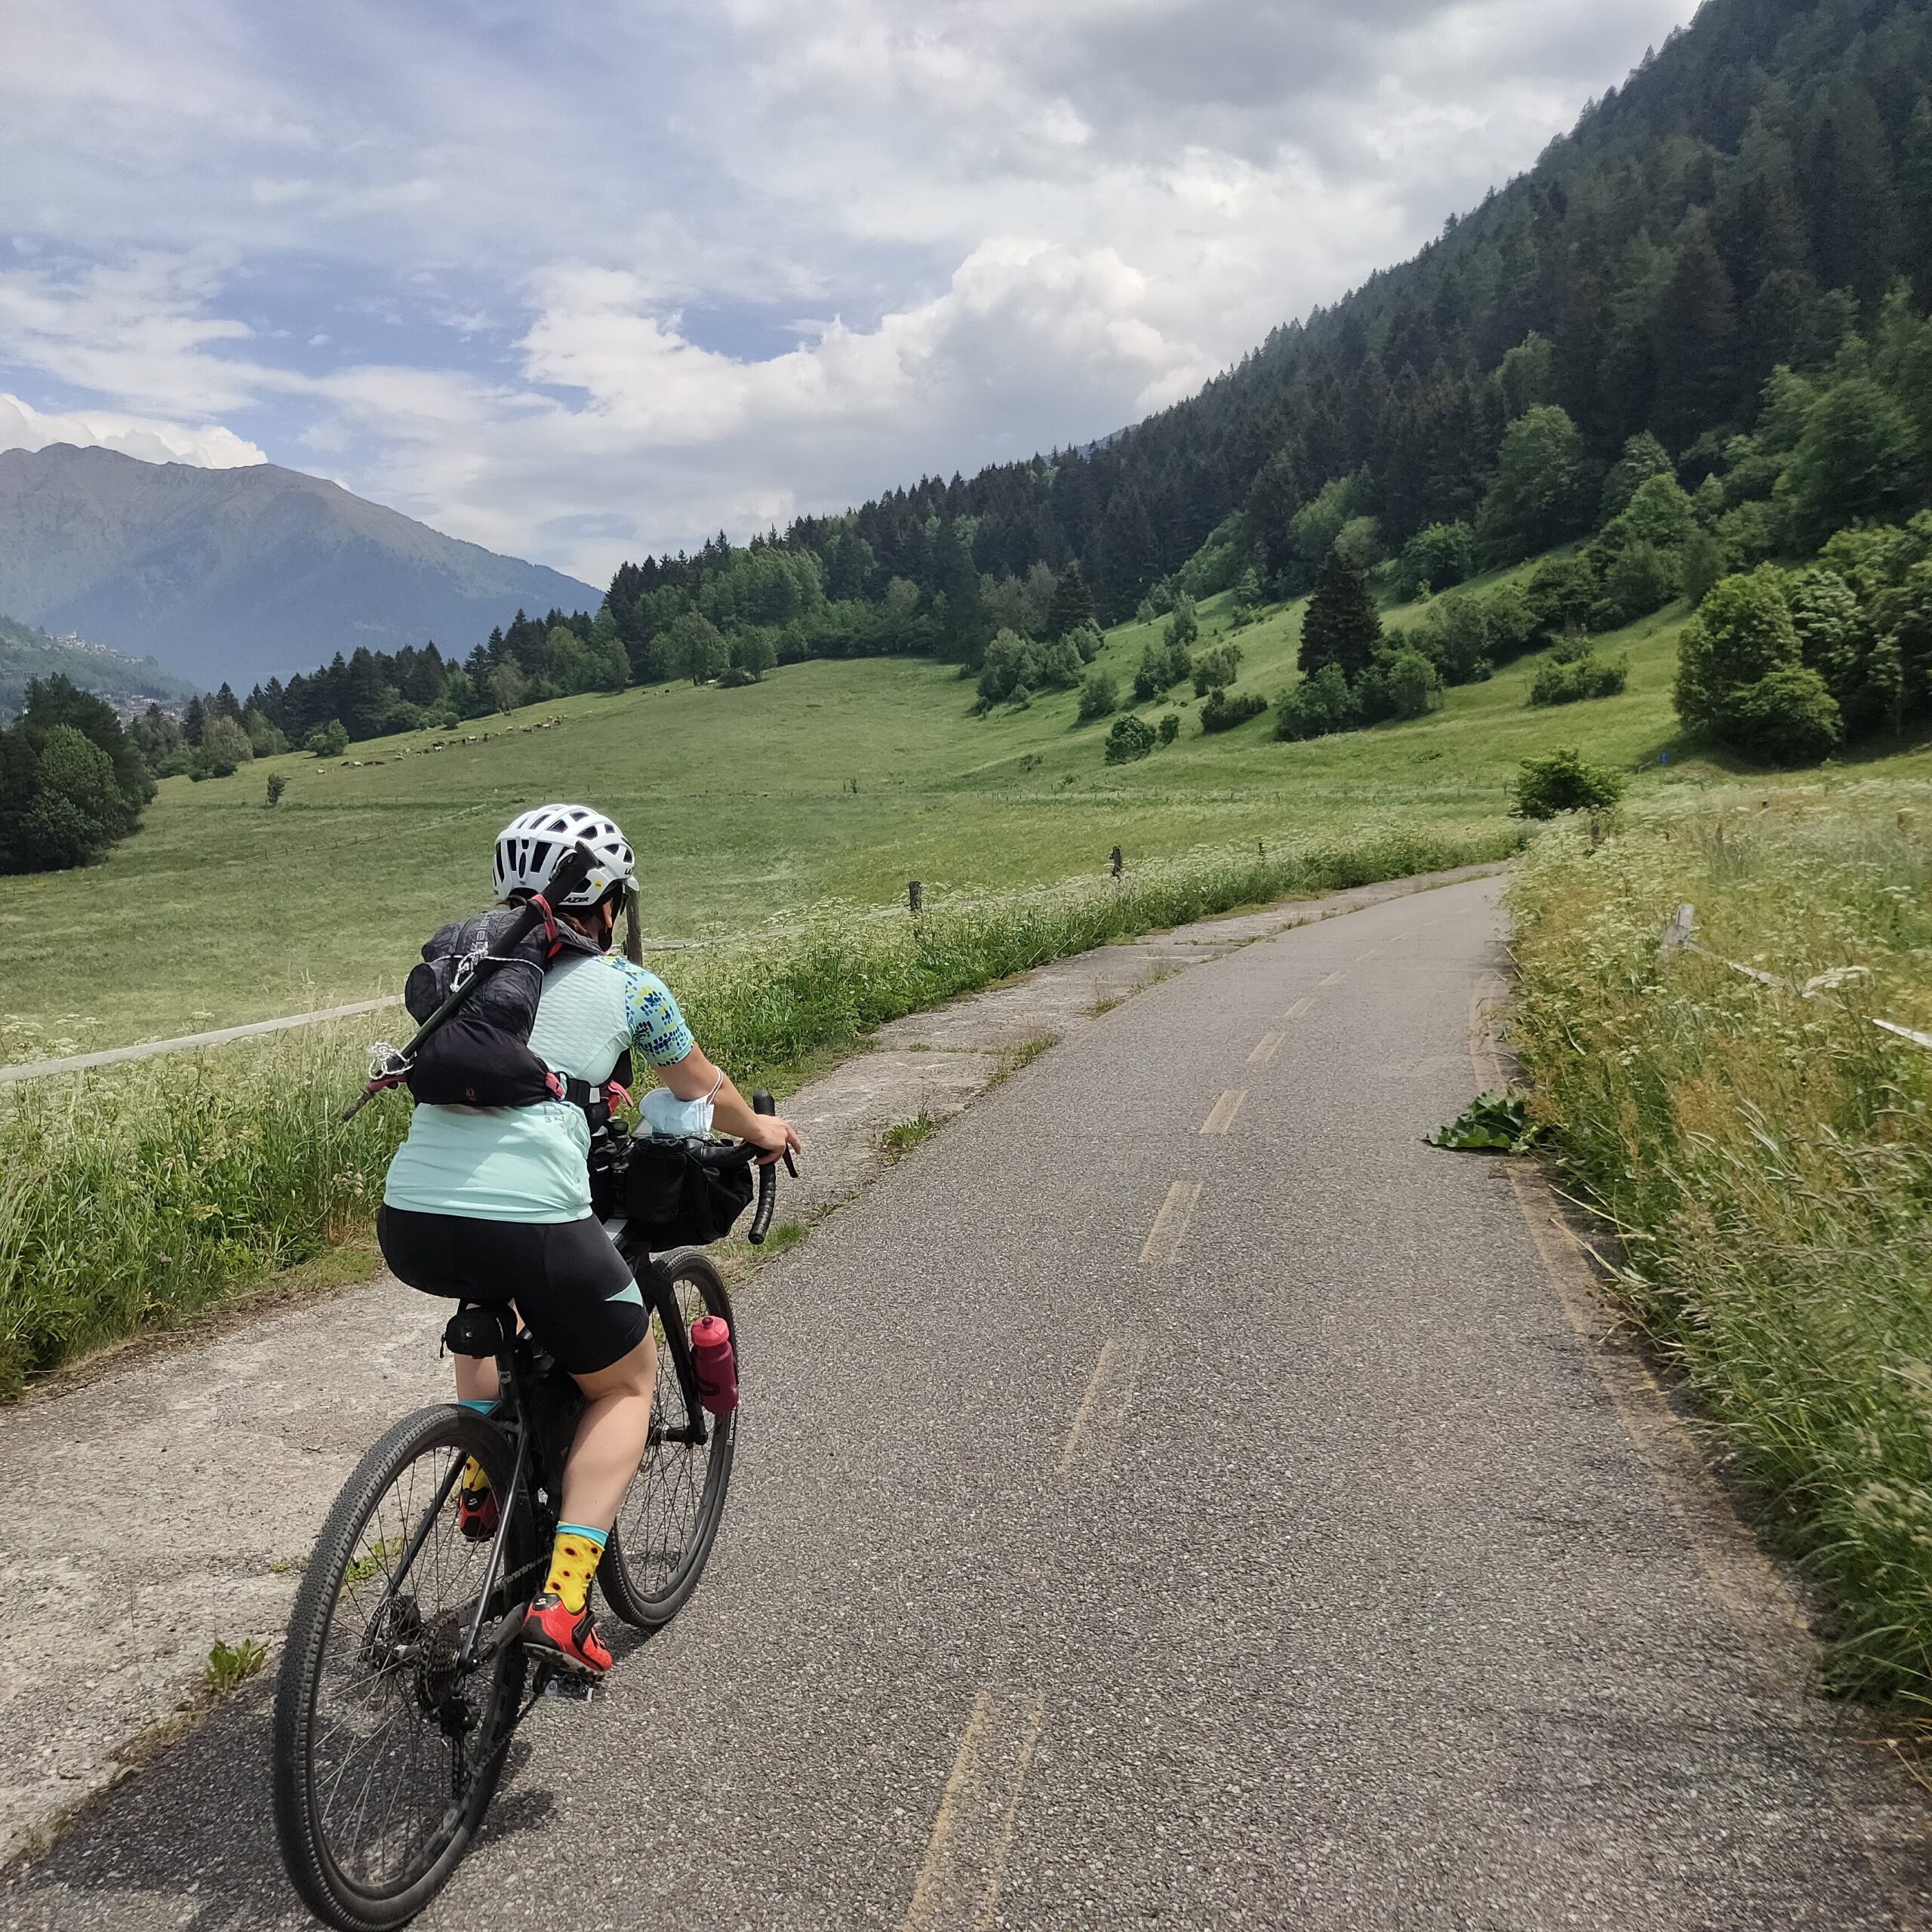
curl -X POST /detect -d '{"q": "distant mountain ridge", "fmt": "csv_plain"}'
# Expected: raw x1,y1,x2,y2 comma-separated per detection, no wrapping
0,445,599,689
0,612,199,721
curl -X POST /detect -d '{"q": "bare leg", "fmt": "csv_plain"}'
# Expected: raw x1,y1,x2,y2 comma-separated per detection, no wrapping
453,1353,498,1404
558,1331,660,1534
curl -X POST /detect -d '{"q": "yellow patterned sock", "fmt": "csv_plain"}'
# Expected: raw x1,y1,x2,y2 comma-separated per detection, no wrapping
542,1526,608,1614
459,1457,491,1497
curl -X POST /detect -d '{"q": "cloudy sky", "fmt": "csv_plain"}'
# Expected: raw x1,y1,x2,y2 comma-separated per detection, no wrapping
2,0,1700,588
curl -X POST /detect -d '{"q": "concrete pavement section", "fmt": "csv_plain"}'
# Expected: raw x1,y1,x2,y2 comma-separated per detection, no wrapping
0,862,1494,1871
7,870,1929,1928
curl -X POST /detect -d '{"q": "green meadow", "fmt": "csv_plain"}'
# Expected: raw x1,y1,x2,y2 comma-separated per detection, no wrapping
4,575,1697,1054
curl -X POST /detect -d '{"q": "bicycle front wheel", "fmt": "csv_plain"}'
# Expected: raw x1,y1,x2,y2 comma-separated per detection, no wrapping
272,1406,534,1931
599,1248,737,1630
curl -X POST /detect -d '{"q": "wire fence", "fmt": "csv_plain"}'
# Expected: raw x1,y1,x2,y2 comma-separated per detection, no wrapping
1657,901,1932,1054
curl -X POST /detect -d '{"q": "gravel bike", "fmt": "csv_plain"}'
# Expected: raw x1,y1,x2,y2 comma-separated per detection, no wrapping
270,1100,783,1930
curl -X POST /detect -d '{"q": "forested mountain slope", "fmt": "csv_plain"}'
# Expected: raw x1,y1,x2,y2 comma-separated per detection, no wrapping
245,0,1932,758
592,0,1932,643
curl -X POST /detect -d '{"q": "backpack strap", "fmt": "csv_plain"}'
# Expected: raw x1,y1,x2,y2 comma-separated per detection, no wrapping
552,1072,629,1131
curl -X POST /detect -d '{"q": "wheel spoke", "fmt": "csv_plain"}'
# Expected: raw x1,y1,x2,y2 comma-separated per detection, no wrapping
291,1418,524,1906
605,1258,735,1623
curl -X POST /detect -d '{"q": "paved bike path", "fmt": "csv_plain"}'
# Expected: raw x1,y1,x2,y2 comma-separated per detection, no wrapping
10,875,1930,1928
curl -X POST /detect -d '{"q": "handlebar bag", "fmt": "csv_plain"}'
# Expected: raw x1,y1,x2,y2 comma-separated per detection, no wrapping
620,1136,755,1248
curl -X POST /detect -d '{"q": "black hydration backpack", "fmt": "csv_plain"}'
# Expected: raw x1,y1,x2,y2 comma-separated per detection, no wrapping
345,843,626,1121
401,903,600,1107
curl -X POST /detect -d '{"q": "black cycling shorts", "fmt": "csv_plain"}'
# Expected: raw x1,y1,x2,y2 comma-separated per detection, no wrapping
377,1204,652,1377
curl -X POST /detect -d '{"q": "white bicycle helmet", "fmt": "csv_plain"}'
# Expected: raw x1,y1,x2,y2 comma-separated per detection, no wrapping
492,803,634,908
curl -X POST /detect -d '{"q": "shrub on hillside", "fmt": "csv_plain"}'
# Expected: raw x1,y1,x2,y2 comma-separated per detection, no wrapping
1598,431,1676,525
1199,688,1267,733
1475,406,1594,563
1596,539,1678,627
1674,565,1849,761
1191,644,1244,695
304,718,350,758
1392,521,1474,600
1510,747,1625,820
1103,715,1158,763
730,630,779,682
1075,669,1118,723
1133,636,1192,703
1414,593,1492,685
190,713,254,780
1481,582,1542,663
1065,619,1105,664
1355,648,1443,723
977,629,1081,708
1529,649,1628,706
1725,663,1844,764
1275,663,1357,740
1527,555,1599,638
1157,713,1180,745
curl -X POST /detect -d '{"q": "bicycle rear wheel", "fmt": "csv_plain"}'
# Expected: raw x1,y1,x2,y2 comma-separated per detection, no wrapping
272,1406,535,1931
599,1249,737,1630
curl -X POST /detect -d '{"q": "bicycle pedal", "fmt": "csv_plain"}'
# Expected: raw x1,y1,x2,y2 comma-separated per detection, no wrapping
540,1672,596,1703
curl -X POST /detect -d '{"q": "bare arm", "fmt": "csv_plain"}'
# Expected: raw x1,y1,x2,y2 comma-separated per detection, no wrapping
657,1044,801,1164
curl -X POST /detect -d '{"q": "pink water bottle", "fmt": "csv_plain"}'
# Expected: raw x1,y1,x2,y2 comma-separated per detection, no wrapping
691,1315,738,1416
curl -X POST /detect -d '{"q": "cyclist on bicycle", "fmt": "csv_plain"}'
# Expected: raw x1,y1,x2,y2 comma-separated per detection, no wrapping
376,803,800,1675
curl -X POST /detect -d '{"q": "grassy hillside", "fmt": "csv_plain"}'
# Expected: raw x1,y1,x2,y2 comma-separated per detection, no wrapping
0,559,1873,1056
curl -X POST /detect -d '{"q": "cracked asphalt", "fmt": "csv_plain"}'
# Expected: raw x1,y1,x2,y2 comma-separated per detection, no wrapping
8,874,1929,1930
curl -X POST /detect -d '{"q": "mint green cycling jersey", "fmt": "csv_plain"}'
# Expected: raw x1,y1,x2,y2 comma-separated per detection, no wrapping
382,951,694,1223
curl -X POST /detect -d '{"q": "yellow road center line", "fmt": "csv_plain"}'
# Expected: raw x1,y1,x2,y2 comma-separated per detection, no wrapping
1057,1335,1152,1472
1247,1032,1284,1065
972,1699,1045,1932
1320,970,1349,986
1281,996,1313,1020
1057,1338,1118,1473
900,1692,994,1932
899,1690,1048,1932
1200,1089,1247,1134
1139,1180,1202,1263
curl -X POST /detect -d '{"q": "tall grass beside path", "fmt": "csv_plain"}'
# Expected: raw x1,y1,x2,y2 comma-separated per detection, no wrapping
1,822,1511,1397
1509,783,1932,1719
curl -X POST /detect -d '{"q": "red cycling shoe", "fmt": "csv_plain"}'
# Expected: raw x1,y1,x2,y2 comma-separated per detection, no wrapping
456,1483,499,1542
521,1593,612,1675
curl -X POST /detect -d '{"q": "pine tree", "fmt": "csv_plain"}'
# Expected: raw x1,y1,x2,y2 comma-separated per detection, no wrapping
1901,95,1932,304
932,521,987,665
1044,561,1094,639
1299,550,1382,685
1652,211,1741,445
1809,79,1898,311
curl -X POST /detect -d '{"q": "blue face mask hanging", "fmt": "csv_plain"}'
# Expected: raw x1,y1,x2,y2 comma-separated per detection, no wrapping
639,1088,715,1138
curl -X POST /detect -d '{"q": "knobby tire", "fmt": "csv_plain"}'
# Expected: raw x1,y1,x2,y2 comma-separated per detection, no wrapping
598,1247,737,1630
272,1405,534,1930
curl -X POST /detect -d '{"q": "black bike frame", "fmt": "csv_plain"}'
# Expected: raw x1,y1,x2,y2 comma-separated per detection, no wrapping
443,1255,706,1672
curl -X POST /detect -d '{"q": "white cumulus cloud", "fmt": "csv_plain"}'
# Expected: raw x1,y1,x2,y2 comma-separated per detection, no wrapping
0,390,265,467
0,0,1701,582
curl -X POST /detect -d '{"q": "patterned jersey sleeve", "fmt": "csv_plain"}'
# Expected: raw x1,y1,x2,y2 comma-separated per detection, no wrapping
623,965,696,1067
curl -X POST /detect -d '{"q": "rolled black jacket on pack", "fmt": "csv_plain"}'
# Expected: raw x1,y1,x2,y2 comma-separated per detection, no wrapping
401,906,600,1109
